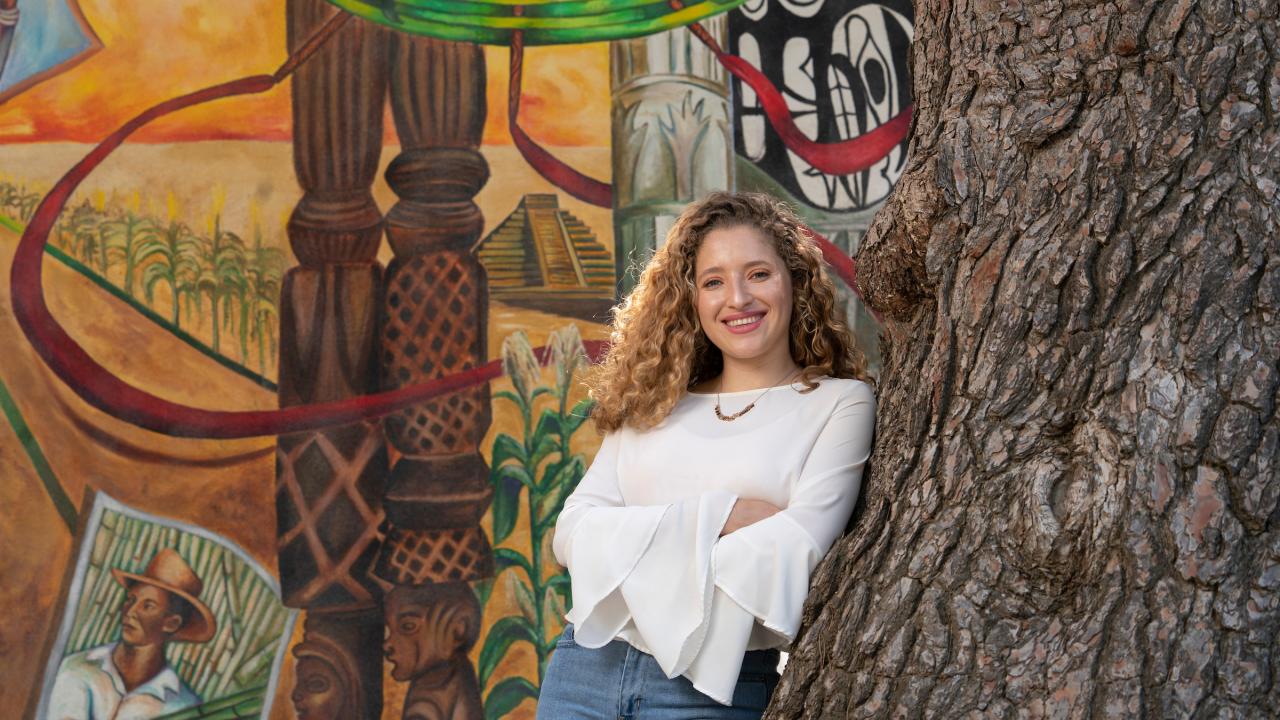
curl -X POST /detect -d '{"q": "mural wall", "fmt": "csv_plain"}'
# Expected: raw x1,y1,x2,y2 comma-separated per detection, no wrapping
33,494,296,719
0,1,911,717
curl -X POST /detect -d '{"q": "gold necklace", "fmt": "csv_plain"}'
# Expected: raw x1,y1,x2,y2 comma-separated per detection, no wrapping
714,368,800,421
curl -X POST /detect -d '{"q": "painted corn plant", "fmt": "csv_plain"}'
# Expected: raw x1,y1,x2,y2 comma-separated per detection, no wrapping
0,180,288,380
481,326,594,720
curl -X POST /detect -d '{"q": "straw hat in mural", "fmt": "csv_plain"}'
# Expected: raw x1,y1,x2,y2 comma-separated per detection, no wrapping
111,548,218,643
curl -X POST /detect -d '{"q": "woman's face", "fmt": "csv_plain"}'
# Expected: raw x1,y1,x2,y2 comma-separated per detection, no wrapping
694,224,794,369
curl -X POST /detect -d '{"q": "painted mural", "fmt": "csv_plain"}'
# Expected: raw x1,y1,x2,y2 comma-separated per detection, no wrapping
0,1,911,718
32,494,296,719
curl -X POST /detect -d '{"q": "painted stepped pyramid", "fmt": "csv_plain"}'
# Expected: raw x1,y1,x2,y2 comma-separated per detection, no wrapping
477,194,616,322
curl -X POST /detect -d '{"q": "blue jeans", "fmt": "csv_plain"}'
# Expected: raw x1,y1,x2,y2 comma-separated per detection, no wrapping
536,624,781,719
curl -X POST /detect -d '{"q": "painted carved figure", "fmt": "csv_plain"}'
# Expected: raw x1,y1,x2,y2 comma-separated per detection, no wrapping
291,635,364,720
384,583,483,720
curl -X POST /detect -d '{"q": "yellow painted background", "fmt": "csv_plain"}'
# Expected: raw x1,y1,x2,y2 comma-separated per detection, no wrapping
0,0,611,147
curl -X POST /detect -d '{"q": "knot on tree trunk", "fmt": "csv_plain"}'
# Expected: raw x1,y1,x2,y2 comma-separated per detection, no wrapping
997,422,1129,601
857,157,947,322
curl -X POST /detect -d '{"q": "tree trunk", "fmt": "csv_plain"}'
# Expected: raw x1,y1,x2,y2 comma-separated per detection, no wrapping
770,1,1279,717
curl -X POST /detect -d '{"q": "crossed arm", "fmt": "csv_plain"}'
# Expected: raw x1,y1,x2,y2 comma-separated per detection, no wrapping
554,381,875,604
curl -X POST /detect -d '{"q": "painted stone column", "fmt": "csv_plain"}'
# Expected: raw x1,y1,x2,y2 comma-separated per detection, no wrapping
374,31,492,720
610,16,734,297
276,2,388,718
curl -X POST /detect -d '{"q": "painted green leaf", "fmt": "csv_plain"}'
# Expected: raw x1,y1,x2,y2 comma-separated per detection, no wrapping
536,456,566,497
483,676,540,720
474,577,496,609
547,573,572,605
563,397,596,436
528,435,559,484
533,407,562,444
478,615,539,691
492,389,527,414
489,471,524,545
495,461,536,489
559,454,587,496
493,547,533,580
537,455,585,532
514,578,539,625
491,433,528,470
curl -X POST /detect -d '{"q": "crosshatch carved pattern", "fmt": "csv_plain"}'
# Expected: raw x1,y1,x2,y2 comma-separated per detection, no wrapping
375,525,494,585
382,252,488,456
276,422,387,610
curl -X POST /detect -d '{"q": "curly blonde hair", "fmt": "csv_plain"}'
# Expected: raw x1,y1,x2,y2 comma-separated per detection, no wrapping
588,191,868,432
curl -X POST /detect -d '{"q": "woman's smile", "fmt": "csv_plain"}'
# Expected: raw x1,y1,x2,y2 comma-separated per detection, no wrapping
722,311,767,333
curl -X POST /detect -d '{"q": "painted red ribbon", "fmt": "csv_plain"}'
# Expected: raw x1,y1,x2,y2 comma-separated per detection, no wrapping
716,52,914,176
11,11,882,440
681,12,914,178
506,15,914,206
508,30,613,207
505,14,904,316
8,14,614,439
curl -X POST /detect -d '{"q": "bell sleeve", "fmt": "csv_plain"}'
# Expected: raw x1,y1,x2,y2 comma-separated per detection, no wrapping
551,430,740,680
712,381,876,642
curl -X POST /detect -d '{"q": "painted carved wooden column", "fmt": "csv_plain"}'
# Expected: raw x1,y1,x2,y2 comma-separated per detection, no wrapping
276,2,388,718
610,16,735,296
373,32,492,720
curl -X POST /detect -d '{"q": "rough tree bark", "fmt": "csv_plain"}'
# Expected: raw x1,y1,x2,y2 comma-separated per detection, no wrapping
770,0,1279,717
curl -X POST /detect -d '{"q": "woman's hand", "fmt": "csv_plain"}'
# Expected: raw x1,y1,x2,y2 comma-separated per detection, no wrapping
720,499,783,536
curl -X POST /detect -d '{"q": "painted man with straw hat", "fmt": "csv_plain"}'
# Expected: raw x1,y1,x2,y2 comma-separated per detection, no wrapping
49,548,217,719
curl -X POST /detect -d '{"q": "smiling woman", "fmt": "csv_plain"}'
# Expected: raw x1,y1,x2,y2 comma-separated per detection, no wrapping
537,192,876,719
588,191,868,433
692,224,797,395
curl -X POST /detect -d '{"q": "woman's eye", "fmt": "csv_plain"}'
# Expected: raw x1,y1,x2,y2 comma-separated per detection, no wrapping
702,279,722,289
750,270,770,280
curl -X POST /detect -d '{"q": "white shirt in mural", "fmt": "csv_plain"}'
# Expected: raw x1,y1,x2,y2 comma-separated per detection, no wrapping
48,643,200,720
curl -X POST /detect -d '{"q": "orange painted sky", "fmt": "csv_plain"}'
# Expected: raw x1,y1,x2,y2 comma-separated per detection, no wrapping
0,0,611,146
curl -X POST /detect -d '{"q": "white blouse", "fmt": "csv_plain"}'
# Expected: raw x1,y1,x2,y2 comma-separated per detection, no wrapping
552,377,875,704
